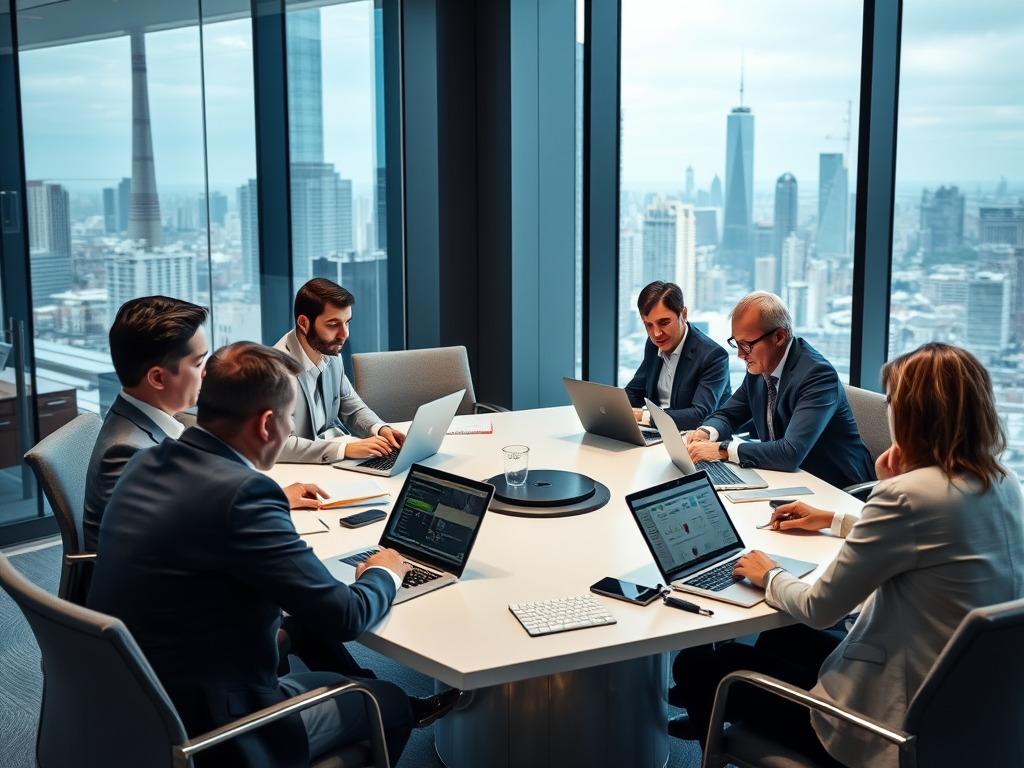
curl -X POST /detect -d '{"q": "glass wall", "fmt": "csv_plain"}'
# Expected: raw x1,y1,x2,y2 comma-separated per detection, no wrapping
617,0,863,388
285,0,389,354
889,0,1024,475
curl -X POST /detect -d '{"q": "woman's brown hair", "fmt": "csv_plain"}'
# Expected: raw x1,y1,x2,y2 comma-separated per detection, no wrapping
881,342,1006,489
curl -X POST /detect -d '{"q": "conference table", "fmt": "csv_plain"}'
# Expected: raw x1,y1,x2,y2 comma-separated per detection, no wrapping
266,406,863,768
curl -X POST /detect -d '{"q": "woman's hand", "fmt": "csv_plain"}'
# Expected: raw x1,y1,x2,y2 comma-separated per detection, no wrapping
875,444,904,481
769,501,834,532
733,550,779,589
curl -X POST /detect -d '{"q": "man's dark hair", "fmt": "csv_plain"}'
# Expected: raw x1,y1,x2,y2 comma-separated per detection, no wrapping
197,342,301,426
637,281,685,317
294,278,355,324
109,297,209,387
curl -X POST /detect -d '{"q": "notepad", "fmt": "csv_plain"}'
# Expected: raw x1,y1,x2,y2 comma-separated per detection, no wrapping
723,486,814,503
446,415,493,435
320,479,391,509
291,510,330,535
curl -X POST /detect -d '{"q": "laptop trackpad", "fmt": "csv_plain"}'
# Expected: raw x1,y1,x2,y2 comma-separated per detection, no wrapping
766,554,818,579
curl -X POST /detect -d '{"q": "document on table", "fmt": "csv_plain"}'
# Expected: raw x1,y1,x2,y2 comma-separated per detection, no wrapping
319,479,391,509
291,510,330,535
447,414,493,434
723,486,814,503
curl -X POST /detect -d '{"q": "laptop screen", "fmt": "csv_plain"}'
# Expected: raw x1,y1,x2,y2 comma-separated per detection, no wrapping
626,472,745,580
380,465,494,575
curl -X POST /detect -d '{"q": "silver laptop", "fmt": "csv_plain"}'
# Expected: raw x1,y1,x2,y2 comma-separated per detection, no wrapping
563,377,662,446
323,464,495,604
625,471,816,607
646,399,768,491
333,389,464,477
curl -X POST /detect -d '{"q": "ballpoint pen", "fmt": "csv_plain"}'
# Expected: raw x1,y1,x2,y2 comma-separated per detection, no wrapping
663,595,714,616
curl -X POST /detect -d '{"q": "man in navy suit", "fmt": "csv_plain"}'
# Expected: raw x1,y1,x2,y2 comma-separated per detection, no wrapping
687,292,873,489
624,281,731,430
88,343,441,767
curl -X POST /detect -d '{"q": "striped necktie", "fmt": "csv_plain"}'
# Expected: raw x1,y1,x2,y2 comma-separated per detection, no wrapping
764,374,779,441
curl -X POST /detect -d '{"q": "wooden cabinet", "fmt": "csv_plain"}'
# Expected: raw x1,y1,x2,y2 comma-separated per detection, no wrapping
0,382,79,469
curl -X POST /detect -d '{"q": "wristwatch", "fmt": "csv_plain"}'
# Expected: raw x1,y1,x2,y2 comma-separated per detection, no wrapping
718,440,730,458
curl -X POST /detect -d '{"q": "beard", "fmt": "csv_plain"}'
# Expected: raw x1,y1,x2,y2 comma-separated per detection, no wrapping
303,325,344,356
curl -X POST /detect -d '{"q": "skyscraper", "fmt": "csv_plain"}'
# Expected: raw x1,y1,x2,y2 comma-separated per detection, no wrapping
979,205,1024,247
26,180,71,256
103,188,117,234
965,272,1010,356
105,249,196,323
128,32,162,249
709,175,723,209
919,186,964,254
781,233,805,306
685,165,695,202
774,173,798,260
818,154,848,257
642,197,695,305
722,78,754,273
755,256,777,295
238,179,259,295
117,177,131,234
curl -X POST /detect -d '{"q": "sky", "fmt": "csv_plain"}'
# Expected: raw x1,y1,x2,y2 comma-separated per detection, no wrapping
14,0,1024,198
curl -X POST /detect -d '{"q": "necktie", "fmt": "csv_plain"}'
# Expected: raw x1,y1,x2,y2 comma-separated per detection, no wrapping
764,375,778,442
313,369,327,435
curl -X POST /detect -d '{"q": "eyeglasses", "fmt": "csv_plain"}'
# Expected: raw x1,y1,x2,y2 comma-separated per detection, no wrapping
727,328,780,355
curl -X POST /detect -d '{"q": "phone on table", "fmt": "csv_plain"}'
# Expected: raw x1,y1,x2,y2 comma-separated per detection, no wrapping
590,577,664,606
338,509,388,529
769,499,797,509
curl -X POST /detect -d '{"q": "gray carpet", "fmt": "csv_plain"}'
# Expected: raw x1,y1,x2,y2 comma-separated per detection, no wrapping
0,544,702,768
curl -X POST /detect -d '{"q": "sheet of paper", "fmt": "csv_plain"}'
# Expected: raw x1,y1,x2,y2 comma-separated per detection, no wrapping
319,478,390,509
291,510,329,535
447,414,493,434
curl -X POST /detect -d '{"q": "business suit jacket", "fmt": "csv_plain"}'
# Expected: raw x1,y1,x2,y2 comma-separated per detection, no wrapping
767,467,1024,767
703,338,873,488
87,427,396,768
624,324,732,430
274,330,383,464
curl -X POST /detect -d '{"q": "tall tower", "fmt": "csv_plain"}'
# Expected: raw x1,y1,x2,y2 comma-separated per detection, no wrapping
685,166,695,202
722,64,754,273
818,153,848,257
128,32,162,249
642,197,696,306
774,173,798,260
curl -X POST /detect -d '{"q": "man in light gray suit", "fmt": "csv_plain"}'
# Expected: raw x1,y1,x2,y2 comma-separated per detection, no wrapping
275,279,405,464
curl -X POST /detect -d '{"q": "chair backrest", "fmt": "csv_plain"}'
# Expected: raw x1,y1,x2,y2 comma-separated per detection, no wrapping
904,597,1024,767
352,346,476,423
0,551,189,768
842,384,890,463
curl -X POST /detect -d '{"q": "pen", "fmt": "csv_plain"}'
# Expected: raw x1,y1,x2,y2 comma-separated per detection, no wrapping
663,595,714,616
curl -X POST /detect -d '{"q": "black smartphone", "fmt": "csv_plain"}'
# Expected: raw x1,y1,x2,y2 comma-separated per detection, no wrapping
590,577,663,606
769,499,797,509
338,508,388,529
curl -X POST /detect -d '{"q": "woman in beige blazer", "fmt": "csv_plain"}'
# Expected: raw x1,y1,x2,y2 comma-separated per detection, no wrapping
672,343,1024,768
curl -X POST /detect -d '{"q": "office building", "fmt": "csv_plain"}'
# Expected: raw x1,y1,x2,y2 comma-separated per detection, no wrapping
774,173,798,260
752,222,774,260
755,256,777,295
26,180,71,256
979,205,1024,247
709,174,723,209
818,153,848,257
722,98,754,272
781,233,805,303
201,191,227,229
30,251,73,309
117,177,131,234
806,259,829,328
619,222,643,336
104,249,197,324
919,186,964,255
693,208,719,248
684,165,694,202
642,197,695,305
922,270,968,307
312,252,387,353
965,272,1010,355
102,188,116,234
788,281,809,329
127,32,162,249
238,179,259,296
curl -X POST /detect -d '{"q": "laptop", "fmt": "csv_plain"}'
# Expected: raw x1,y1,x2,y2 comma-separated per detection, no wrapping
645,399,768,491
333,389,464,477
625,471,817,607
563,377,662,446
323,464,495,604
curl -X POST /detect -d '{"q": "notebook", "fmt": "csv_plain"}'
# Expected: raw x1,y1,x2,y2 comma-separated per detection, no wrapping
625,471,817,607
563,377,662,446
323,464,495,604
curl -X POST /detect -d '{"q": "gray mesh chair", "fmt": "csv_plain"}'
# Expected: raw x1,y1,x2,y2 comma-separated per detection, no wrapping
352,346,508,423
701,597,1024,768
23,412,102,605
842,384,890,500
0,552,389,768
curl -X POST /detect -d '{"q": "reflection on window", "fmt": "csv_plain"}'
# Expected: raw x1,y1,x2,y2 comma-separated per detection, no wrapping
889,0,1024,477
618,1,862,388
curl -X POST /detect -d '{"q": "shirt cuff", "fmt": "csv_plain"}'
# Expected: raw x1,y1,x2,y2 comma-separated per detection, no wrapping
363,565,404,593
727,441,741,464
830,511,846,537
700,425,720,442
370,422,387,437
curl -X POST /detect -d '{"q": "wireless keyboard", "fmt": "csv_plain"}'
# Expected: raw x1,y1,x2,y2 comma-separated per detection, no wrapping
508,594,617,637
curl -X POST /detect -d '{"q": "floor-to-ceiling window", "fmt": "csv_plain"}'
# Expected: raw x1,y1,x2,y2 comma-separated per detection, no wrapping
888,0,1024,477
617,1,864,388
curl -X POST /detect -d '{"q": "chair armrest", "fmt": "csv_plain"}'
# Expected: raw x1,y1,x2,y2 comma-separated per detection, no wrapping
703,670,914,768
64,552,97,564
473,402,510,414
843,480,878,501
172,680,389,768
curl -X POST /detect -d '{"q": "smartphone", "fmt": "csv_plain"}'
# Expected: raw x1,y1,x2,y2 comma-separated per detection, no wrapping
769,499,797,509
590,577,663,606
338,509,388,529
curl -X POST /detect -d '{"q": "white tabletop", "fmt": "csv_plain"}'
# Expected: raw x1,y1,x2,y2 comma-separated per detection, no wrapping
267,406,862,690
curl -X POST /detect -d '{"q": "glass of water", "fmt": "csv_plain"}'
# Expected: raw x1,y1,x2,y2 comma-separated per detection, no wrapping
502,445,530,487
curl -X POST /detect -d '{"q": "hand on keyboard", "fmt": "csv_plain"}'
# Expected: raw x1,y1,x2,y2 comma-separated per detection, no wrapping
356,547,411,582
344,435,395,459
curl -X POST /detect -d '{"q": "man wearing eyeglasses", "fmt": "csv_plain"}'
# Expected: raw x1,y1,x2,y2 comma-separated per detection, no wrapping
686,291,873,489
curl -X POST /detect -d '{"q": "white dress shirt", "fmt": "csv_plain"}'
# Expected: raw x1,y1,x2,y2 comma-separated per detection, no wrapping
119,390,185,440
656,323,688,406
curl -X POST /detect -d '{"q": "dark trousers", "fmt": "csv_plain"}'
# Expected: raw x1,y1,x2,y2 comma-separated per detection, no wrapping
672,624,846,767
278,614,377,679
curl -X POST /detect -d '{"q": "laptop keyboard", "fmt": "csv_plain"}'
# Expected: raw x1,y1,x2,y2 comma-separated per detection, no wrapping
641,428,662,445
402,567,442,588
339,549,379,566
357,450,399,471
695,460,745,487
682,558,745,592
508,595,617,637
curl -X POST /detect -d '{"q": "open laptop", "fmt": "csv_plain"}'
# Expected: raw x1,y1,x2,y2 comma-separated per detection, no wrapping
323,464,495,604
563,377,662,446
646,399,768,491
625,471,816,607
333,389,464,477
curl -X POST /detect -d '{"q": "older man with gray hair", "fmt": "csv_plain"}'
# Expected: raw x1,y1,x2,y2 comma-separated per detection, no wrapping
687,291,873,489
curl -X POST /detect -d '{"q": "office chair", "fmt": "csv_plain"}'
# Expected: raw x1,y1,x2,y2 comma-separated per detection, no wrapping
842,384,890,501
701,596,1024,768
0,552,390,768
352,346,508,423
23,412,102,605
